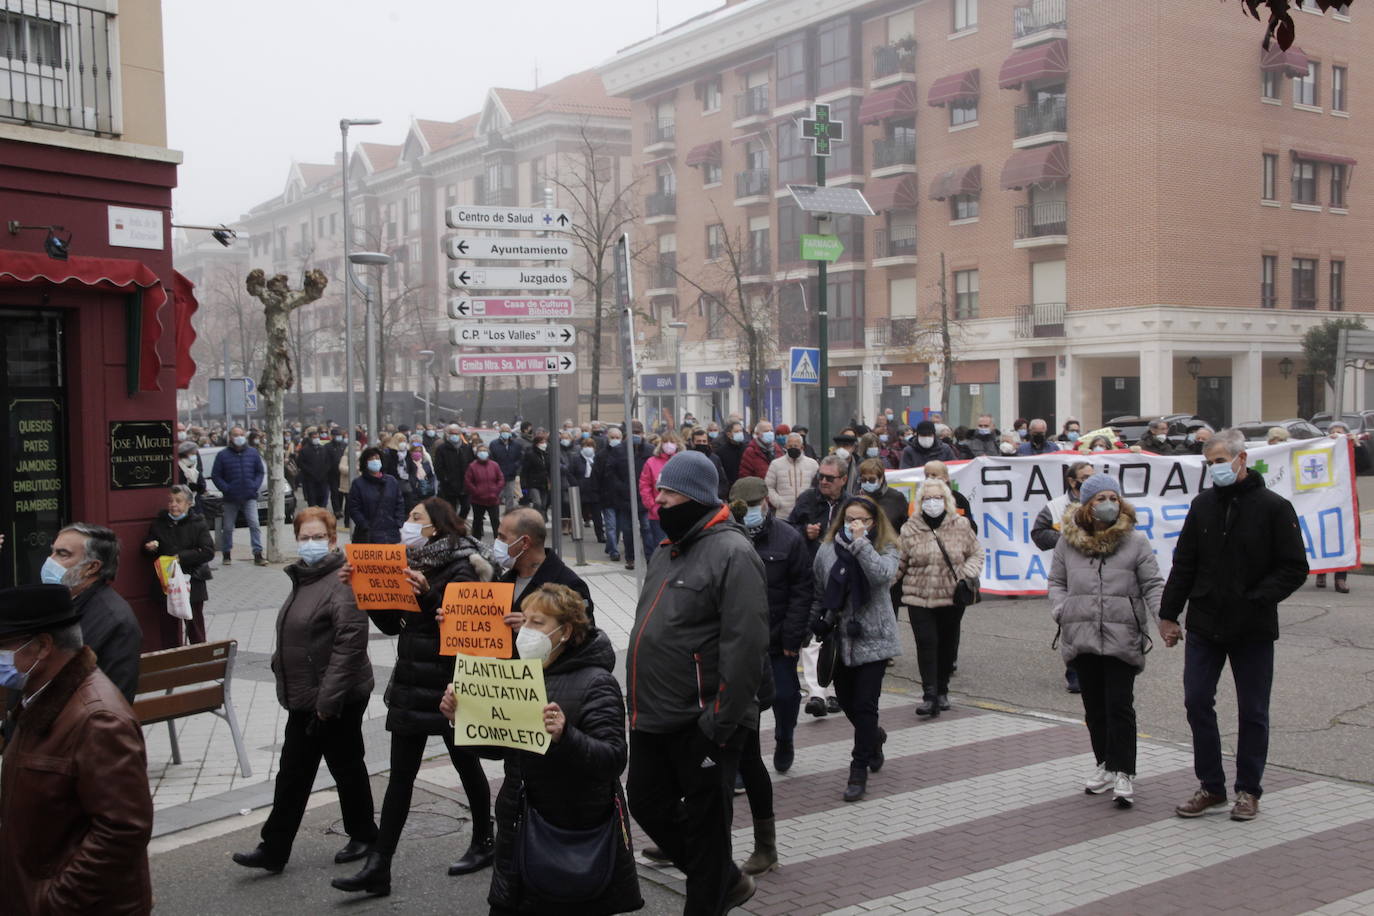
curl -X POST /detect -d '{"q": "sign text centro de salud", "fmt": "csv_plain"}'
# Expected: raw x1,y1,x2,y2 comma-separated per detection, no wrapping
445,204,573,232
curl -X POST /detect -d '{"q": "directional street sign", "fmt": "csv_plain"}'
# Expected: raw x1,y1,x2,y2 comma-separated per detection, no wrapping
451,353,577,377
801,234,844,262
449,266,573,291
838,370,860,377
445,236,574,261
446,204,572,232
447,296,576,319
450,324,575,347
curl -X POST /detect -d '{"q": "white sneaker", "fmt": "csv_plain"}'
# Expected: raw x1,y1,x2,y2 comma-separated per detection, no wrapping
1084,763,1114,795
1113,773,1135,807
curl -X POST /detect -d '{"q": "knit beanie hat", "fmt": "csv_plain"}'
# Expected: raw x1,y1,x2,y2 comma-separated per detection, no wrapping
1078,473,1120,504
656,450,723,506
915,420,937,436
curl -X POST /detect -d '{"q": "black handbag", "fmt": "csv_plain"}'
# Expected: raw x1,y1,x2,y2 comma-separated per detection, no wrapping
932,531,982,609
817,629,842,688
515,790,625,905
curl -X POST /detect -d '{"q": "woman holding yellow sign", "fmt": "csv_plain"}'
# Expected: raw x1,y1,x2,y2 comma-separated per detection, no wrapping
333,496,497,898
440,584,642,915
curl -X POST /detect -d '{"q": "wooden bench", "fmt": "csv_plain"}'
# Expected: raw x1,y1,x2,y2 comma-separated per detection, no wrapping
132,639,252,778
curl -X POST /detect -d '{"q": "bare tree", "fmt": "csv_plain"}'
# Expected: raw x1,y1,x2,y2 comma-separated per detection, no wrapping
246,268,328,562
549,124,640,419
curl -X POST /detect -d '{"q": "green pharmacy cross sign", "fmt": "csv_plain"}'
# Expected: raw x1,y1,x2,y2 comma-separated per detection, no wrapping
800,103,844,157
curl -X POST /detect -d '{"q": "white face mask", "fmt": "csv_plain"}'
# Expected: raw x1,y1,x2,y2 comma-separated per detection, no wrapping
491,536,525,569
922,497,946,518
999,442,1017,455
834,447,850,460
515,625,563,664
400,521,428,547
917,436,935,449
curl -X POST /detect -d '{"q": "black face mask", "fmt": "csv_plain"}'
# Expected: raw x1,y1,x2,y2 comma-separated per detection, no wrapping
659,499,715,542
1031,432,1046,445
786,447,801,459
693,443,711,454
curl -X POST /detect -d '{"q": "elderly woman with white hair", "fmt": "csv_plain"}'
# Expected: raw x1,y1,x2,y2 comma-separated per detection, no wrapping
896,477,983,717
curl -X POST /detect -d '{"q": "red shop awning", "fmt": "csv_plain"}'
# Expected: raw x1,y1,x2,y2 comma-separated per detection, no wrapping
927,69,980,107
1001,142,1069,189
1261,44,1310,77
0,251,167,391
998,39,1069,90
859,82,918,125
929,164,982,200
684,141,722,167
171,270,199,390
1291,148,1357,166
865,175,920,212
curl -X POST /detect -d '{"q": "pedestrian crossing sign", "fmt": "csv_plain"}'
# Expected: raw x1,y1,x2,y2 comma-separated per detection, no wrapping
1292,446,1334,491
789,347,820,385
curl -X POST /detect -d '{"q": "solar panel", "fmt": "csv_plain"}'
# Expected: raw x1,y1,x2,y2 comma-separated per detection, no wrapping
786,184,875,216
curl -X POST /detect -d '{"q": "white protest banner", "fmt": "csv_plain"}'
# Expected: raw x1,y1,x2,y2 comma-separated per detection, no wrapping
887,439,1359,596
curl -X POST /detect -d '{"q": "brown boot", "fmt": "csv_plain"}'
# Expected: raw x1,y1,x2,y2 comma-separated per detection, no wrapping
742,817,778,875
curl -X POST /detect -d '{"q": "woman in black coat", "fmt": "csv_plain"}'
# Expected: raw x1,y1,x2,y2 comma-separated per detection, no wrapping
332,497,497,898
142,484,216,643
520,434,552,518
346,446,406,544
441,584,642,916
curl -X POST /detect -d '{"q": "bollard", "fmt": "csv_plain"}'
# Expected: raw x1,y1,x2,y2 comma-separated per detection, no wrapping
568,486,587,566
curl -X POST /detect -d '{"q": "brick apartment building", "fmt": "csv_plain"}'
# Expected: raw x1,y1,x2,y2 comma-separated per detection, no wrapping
601,0,1372,433
177,69,633,427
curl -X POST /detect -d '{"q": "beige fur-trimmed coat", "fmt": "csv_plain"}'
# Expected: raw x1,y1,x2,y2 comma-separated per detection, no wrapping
897,512,983,608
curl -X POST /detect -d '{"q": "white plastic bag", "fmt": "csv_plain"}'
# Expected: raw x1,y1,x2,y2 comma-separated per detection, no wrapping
166,561,193,621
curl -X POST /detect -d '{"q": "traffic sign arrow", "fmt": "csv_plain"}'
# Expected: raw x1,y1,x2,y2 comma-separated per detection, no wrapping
445,204,574,232
446,297,576,319
450,324,576,348
456,240,469,255
448,266,573,291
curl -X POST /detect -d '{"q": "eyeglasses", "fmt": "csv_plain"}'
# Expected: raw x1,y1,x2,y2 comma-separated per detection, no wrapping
817,473,842,482
297,534,329,543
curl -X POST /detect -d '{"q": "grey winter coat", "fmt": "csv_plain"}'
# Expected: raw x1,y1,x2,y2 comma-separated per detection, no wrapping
1048,510,1164,671
812,536,903,667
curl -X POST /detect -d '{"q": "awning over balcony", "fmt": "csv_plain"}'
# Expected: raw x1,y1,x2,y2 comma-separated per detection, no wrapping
859,83,918,124
731,130,769,146
865,175,919,212
928,164,982,200
1261,44,1310,77
1001,142,1069,189
998,39,1068,90
684,141,722,166
927,69,979,106
643,155,675,169
1291,148,1357,166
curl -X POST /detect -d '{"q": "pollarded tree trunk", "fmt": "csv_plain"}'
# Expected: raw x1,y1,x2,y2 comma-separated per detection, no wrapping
247,268,328,562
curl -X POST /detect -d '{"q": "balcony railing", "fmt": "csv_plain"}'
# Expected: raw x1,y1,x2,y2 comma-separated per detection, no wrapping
874,226,917,259
644,119,676,145
743,243,771,276
734,86,770,119
735,168,771,199
651,255,677,290
0,1,118,135
481,186,517,207
1014,97,1067,139
1014,201,1068,240
1293,295,1317,310
872,137,917,170
1013,0,1067,39
645,191,677,218
872,43,916,80
1015,302,1067,338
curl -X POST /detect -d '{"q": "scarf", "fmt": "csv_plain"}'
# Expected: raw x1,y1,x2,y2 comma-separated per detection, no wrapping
822,536,871,617
407,533,483,574
179,457,200,484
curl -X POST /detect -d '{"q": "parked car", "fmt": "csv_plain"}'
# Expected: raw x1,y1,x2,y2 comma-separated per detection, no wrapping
197,445,298,527
1105,414,1213,448
1237,419,1326,450
1310,412,1374,474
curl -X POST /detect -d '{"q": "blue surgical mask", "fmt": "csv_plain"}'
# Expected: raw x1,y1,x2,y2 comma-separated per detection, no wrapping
1067,431,1080,442
708,430,718,439
581,446,595,459
732,432,745,444
297,540,330,565
1210,459,1238,488
477,450,490,461
0,638,37,690
608,438,622,448
582,431,591,439
861,480,881,494
559,439,571,448
633,435,643,446
366,459,382,473
40,556,67,586
879,434,888,444
232,435,247,447
866,447,879,458
449,434,462,444
760,431,775,445
169,511,187,522
743,506,765,529
500,431,512,440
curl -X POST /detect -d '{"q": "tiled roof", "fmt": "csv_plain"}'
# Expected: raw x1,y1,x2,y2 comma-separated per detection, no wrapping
492,69,631,124
358,142,401,172
416,115,478,152
296,162,336,188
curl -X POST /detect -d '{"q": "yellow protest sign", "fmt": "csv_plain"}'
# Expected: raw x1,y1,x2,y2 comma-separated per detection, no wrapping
451,654,549,755
345,543,421,612
439,581,515,657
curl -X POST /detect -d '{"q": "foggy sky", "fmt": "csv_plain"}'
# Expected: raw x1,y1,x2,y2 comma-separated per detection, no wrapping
164,0,720,226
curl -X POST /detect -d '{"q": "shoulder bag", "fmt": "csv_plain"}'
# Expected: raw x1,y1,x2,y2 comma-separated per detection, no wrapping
932,530,981,609
515,789,626,905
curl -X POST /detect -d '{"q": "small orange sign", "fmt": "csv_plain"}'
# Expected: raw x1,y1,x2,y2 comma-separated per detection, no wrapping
345,543,421,612
439,581,515,657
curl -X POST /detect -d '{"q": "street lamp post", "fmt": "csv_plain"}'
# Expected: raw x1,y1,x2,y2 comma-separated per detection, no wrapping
340,117,381,494
350,250,393,442
668,321,688,428
418,349,436,426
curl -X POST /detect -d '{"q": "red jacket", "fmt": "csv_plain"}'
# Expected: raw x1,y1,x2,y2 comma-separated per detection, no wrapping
464,457,505,505
737,439,782,481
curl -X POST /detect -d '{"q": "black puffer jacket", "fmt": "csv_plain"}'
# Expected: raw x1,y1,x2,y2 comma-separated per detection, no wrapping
142,510,216,604
368,536,495,735
747,515,813,656
488,628,641,915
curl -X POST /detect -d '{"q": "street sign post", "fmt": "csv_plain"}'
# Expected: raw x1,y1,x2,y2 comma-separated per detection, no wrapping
448,267,573,291
450,324,575,347
451,353,577,376
801,234,844,262
445,204,572,232
444,236,574,261
447,296,576,319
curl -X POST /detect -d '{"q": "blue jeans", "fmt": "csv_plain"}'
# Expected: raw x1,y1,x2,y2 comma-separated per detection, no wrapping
602,506,635,561
1183,632,1274,797
645,518,666,560
770,653,802,745
220,498,263,555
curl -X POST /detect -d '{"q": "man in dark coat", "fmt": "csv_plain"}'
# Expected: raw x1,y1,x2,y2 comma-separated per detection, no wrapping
210,425,267,564
964,414,1002,458
346,448,406,544
1137,418,1177,455
690,427,731,500
495,508,594,627
296,427,333,509
900,420,957,469
490,424,525,513
433,423,470,518
714,419,748,484
1160,428,1308,822
568,439,606,542
45,524,143,702
0,584,154,915
1016,418,1059,456
737,420,784,481
594,428,637,568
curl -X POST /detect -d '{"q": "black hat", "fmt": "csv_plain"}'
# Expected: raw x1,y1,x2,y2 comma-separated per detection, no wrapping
916,420,937,436
833,432,858,446
0,585,80,640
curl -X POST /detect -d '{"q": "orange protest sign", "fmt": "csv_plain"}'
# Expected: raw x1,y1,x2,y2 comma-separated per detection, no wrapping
439,581,515,657
345,543,421,612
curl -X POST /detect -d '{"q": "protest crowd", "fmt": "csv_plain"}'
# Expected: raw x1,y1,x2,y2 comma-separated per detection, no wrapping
2,406,1345,915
